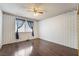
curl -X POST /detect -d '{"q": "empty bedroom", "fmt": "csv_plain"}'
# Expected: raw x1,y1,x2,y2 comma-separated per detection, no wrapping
0,3,78,56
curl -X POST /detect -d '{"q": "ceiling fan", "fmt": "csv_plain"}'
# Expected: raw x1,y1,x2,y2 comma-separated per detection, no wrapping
26,4,45,16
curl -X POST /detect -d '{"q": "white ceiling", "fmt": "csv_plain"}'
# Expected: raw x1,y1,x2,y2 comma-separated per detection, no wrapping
0,3,77,20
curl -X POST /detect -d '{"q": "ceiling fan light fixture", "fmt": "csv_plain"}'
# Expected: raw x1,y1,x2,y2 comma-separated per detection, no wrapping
34,12,41,16
26,4,45,16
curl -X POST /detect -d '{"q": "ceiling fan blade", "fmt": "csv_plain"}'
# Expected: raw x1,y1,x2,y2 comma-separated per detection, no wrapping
26,9,34,12
38,12,44,14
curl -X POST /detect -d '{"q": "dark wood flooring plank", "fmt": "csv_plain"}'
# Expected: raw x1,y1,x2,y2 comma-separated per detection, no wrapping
0,39,78,56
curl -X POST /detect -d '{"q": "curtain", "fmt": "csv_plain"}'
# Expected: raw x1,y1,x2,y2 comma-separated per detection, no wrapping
27,21,34,36
16,18,25,39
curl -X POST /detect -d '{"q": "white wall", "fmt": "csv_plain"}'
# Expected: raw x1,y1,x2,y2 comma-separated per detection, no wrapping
2,13,39,44
39,11,78,49
0,10,3,48
77,15,79,50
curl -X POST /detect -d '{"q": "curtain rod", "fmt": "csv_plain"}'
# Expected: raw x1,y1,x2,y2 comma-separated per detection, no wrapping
16,18,25,21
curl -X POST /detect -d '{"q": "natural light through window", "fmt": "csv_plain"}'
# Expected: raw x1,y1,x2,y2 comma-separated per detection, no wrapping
15,20,32,32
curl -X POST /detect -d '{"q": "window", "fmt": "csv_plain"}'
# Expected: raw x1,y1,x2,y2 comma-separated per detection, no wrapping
15,19,32,32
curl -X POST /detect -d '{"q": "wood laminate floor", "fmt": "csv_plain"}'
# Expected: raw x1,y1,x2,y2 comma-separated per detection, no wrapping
0,39,78,56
